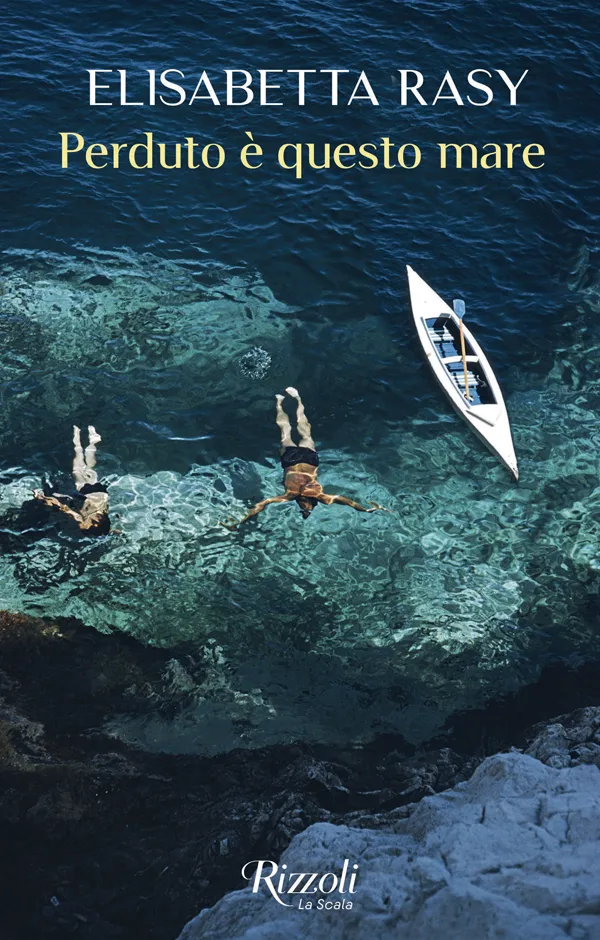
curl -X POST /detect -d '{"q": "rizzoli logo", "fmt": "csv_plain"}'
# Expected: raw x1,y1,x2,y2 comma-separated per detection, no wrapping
241,859,358,910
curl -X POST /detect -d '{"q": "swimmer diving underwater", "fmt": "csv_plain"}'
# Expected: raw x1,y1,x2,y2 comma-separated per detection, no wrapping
223,387,389,529
33,425,112,535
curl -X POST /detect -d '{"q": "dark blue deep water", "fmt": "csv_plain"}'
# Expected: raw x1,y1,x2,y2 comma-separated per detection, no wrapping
1,0,600,753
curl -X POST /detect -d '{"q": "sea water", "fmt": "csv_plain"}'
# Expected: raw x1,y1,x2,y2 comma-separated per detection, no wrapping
1,0,599,754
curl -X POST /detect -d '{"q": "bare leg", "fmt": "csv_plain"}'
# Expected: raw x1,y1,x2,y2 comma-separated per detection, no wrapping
72,425,88,490
285,387,315,450
72,425,98,490
276,395,295,450
84,425,101,471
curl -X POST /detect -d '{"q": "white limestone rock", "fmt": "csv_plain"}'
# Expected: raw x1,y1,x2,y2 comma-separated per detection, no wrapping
176,752,600,940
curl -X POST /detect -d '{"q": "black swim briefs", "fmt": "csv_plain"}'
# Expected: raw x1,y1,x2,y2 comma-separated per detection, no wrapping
78,482,108,496
281,446,319,469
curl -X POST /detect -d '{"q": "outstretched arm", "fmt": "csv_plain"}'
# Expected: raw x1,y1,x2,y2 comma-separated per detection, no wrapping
318,493,390,513
33,490,84,523
221,495,291,530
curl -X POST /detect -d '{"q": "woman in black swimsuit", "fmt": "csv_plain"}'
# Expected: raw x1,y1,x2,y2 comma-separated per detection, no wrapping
33,425,111,534
224,387,388,528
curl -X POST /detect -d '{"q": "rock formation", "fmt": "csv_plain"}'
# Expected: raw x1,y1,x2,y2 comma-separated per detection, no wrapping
2,610,600,939
178,742,600,940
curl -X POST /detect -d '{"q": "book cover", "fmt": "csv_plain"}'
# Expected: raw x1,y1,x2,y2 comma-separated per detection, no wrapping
1,1,599,938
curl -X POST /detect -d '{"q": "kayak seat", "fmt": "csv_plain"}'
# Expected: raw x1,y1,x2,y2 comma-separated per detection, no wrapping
428,328,453,342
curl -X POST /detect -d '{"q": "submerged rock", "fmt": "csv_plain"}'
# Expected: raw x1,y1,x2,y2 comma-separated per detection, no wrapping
1,439,599,754
0,246,296,388
2,609,600,939
1,246,600,754
0,247,302,476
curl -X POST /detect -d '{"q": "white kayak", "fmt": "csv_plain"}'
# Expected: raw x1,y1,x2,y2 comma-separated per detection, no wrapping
407,265,518,480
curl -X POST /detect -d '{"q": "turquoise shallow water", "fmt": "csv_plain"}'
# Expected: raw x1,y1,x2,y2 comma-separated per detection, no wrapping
1,0,600,752
0,246,599,753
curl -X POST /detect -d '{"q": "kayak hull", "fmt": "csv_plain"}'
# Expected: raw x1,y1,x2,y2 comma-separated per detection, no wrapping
407,265,518,480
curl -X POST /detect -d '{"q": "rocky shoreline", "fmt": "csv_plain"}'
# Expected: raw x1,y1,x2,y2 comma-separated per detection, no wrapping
1,611,600,939
180,741,600,940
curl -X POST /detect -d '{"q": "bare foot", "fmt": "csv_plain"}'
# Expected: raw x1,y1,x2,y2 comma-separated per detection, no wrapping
285,386,300,398
368,501,392,514
88,425,102,445
73,425,81,444
275,394,285,405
